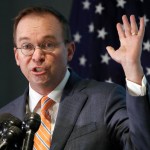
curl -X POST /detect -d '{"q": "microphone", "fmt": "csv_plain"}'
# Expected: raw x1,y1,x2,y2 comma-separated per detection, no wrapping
0,113,22,139
0,126,23,150
22,112,41,150
0,113,11,138
0,113,23,150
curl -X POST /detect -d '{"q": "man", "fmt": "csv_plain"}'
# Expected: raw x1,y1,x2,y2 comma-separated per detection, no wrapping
0,6,150,150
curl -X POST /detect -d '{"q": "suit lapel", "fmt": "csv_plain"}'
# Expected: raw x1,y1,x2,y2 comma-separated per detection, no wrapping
51,93,88,150
51,71,88,150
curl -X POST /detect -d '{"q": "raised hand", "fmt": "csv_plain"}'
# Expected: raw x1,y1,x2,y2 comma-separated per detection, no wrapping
106,15,145,85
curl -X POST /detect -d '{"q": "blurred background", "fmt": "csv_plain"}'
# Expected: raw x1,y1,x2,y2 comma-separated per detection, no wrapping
0,0,150,108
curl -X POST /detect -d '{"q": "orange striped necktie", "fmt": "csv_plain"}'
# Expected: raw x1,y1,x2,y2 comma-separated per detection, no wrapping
33,96,55,150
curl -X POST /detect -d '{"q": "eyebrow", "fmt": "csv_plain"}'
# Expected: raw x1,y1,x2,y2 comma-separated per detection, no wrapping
18,35,57,43
18,37,30,42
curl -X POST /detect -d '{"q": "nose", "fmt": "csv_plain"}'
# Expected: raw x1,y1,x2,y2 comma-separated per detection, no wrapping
32,47,45,64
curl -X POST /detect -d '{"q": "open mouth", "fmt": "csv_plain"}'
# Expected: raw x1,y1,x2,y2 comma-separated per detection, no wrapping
32,67,45,73
34,67,43,72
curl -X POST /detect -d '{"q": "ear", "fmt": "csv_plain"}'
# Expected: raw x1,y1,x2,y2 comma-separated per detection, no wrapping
67,41,75,62
14,47,20,66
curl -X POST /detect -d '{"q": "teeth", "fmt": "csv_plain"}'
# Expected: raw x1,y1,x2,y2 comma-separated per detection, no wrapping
35,68,43,72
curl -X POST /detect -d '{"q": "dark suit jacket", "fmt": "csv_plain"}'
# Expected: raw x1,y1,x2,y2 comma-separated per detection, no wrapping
0,71,150,150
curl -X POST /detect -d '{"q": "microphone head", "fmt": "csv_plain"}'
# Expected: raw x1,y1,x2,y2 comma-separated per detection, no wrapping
22,112,41,133
0,113,22,138
6,116,22,128
0,113,12,132
2,126,23,144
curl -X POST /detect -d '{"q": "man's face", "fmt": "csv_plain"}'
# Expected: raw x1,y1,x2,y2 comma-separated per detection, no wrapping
14,13,74,93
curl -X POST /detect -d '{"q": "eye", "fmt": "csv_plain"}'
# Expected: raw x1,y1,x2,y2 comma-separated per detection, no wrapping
41,42,54,50
22,43,33,50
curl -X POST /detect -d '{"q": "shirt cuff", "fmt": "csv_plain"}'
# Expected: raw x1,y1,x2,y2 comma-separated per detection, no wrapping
126,76,147,96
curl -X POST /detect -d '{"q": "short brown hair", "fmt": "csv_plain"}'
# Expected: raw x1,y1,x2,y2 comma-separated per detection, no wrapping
13,6,72,46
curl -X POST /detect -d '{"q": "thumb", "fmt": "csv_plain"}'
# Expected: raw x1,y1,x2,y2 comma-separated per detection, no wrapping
106,46,115,59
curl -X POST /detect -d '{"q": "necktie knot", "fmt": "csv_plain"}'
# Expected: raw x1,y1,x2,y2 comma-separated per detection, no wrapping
41,96,55,117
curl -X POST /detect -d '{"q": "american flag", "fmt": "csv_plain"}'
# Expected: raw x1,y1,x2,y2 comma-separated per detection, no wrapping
69,0,150,87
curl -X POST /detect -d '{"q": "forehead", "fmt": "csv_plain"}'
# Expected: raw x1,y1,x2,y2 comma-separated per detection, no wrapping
16,13,64,43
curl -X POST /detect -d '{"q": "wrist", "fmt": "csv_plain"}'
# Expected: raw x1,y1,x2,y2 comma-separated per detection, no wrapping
124,64,144,85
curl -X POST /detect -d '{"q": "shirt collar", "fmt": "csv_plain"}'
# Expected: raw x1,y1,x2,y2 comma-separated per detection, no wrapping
29,69,70,112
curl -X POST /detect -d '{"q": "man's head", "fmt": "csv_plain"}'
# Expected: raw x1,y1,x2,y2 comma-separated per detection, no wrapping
13,6,75,94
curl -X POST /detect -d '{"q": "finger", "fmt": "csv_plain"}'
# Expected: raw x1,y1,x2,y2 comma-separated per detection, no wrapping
130,15,138,35
122,15,131,37
138,16,145,38
106,46,115,59
117,23,125,39
106,46,121,63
